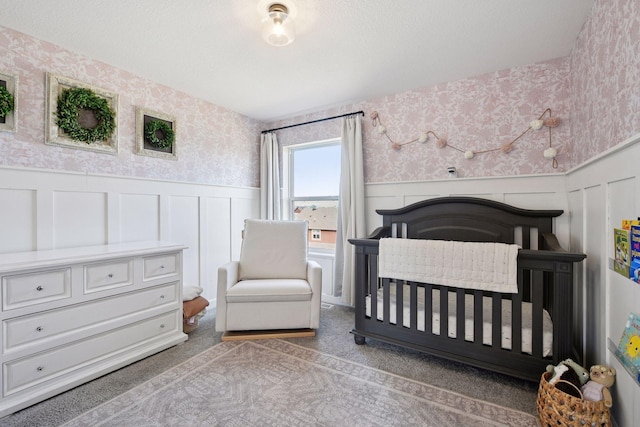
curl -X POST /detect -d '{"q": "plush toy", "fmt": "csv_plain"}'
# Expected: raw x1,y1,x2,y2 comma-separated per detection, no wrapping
546,359,589,398
561,358,590,386
581,365,616,407
546,360,584,398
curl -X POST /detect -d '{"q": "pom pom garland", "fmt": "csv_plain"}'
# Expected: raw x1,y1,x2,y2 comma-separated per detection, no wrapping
530,119,544,130
543,147,557,159
544,117,559,128
371,107,560,168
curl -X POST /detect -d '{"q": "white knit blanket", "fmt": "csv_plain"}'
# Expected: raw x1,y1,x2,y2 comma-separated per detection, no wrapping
378,238,519,293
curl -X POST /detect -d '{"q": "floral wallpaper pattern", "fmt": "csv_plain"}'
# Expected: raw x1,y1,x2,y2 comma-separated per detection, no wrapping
269,58,571,183
0,26,262,188
1,0,638,188
568,0,640,166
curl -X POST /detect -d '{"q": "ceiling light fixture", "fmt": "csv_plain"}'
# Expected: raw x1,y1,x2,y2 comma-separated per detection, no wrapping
262,3,295,47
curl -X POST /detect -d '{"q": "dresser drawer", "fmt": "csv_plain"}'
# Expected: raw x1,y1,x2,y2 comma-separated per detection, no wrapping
84,258,133,293
3,311,178,396
143,253,178,280
2,269,71,311
3,282,179,352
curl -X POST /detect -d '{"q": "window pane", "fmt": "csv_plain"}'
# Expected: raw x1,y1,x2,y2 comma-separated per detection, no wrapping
293,200,338,250
293,144,340,197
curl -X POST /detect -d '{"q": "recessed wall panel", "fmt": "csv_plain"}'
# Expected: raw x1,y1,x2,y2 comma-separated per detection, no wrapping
53,191,106,249
169,196,199,287
0,189,35,253
120,194,159,242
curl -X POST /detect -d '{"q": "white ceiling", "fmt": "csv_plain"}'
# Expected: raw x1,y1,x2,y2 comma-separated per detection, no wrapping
0,0,594,122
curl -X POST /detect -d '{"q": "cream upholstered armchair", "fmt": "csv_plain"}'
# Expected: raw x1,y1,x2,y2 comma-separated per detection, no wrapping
216,219,322,336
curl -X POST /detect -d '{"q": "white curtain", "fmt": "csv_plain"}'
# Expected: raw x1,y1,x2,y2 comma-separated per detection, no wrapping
260,132,281,220
334,115,366,306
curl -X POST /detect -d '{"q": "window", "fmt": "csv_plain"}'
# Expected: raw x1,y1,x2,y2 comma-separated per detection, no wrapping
284,139,340,251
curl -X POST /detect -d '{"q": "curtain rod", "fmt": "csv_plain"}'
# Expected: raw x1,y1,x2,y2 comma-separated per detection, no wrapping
261,111,365,134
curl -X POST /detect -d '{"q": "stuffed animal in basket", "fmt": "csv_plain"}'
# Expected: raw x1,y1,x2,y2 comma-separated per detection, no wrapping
581,365,616,408
546,358,590,398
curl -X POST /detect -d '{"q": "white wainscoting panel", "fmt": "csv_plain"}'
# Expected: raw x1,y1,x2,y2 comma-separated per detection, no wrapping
119,194,160,243
0,189,35,253
565,134,640,427
169,195,200,289
205,197,232,299
0,166,259,304
364,174,570,246
53,191,107,249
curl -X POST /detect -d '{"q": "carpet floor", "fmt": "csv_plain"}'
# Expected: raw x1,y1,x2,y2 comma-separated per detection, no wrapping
1,304,541,426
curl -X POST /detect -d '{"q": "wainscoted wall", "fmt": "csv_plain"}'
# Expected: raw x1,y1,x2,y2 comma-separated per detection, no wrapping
565,135,640,427
0,165,259,300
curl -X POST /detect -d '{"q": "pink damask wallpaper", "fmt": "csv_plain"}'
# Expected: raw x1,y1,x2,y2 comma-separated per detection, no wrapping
0,26,261,188
270,57,571,183
568,0,640,166
270,0,639,184
2,0,637,188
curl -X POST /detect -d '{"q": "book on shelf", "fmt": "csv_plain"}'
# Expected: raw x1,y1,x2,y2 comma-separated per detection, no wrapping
617,312,640,379
614,227,631,277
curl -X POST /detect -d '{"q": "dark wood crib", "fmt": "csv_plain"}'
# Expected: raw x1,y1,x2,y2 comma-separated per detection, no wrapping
349,197,586,382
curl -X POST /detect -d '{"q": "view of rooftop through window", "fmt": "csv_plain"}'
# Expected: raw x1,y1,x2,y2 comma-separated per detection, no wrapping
288,141,340,251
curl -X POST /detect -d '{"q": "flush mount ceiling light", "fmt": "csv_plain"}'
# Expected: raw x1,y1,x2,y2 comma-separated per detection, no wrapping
262,3,295,46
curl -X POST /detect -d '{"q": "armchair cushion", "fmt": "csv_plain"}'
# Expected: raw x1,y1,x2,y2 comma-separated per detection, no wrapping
226,279,312,303
239,219,308,280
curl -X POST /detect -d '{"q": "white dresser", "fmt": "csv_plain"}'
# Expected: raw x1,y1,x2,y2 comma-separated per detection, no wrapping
0,241,188,417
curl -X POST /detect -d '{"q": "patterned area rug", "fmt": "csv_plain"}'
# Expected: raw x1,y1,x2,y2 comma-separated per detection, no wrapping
63,339,538,427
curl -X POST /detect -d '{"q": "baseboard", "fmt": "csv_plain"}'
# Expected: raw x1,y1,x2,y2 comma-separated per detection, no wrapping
221,329,316,341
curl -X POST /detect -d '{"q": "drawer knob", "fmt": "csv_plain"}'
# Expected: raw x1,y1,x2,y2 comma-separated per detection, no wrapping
36,326,43,332
160,324,165,329
108,273,114,278
160,265,165,269
36,285,43,291
160,295,165,300
36,366,44,372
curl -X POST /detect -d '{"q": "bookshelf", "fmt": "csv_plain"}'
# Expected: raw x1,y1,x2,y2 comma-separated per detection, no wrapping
607,338,640,386
607,259,640,386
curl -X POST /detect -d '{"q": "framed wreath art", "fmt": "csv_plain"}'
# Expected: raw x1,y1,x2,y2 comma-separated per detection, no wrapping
0,71,18,133
46,73,119,154
135,107,177,160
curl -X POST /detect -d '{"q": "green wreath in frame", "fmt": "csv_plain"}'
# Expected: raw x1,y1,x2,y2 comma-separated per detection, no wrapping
144,119,174,149
0,85,14,118
56,87,116,143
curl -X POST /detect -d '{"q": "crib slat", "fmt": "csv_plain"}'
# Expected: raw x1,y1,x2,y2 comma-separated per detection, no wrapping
396,280,404,329
370,254,379,322
425,283,433,334
511,268,523,354
531,270,544,357
456,288,465,341
492,293,501,348
440,285,449,337
410,282,418,330
473,291,483,347
522,225,531,249
382,277,390,325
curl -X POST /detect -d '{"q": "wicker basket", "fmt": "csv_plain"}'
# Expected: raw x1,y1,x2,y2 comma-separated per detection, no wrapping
537,372,612,427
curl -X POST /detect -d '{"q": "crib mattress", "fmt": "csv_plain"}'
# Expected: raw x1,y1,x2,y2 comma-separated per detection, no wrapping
365,284,553,356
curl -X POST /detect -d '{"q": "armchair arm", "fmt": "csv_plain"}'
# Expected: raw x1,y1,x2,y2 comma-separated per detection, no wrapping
216,261,239,332
307,260,322,329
